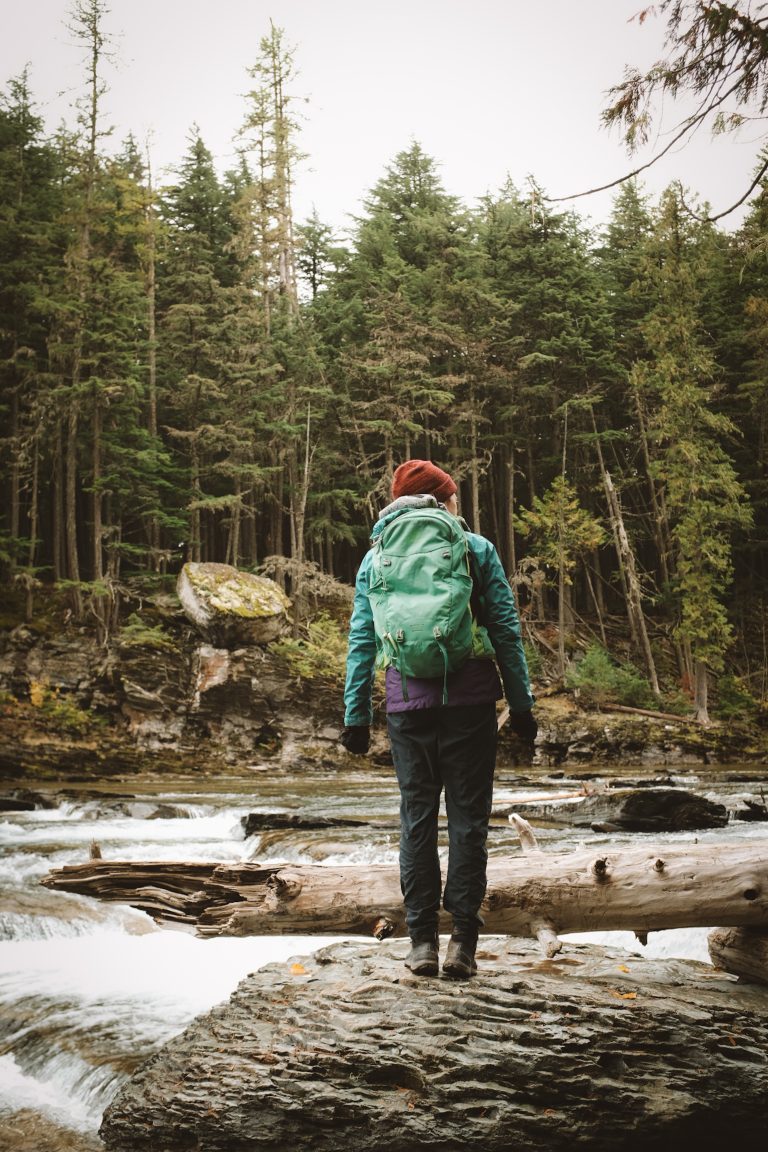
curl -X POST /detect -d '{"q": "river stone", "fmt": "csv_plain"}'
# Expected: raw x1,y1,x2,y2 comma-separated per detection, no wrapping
100,936,768,1152
501,788,728,832
176,562,290,647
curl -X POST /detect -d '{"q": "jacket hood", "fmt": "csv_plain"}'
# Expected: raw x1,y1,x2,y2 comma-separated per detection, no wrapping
372,494,440,540
371,495,470,541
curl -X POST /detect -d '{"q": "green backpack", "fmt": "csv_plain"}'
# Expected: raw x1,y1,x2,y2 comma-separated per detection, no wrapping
368,505,474,702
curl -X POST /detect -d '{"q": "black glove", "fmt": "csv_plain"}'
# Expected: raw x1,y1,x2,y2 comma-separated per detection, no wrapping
508,710,538,742
339,725,370,755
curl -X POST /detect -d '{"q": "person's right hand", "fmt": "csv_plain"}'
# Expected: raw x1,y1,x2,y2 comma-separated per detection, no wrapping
339,725,370,755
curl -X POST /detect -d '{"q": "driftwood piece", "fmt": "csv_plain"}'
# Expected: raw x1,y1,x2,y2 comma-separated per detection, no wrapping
99,936,768,1152
607,702,696,723
42,839,768,948
708,927,768,986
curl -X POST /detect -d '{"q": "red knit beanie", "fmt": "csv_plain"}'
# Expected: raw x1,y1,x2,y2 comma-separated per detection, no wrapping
391,459,457,502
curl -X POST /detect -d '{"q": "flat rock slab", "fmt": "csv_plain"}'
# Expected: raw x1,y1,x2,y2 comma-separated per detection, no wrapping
101,937,768,1152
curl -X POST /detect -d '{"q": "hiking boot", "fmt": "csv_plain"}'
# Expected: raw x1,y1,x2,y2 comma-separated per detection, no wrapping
404,937,439,976
442,936,477,979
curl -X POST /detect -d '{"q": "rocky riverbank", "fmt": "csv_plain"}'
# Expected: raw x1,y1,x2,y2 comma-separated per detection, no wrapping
99,934,768,1152
1,575,767,781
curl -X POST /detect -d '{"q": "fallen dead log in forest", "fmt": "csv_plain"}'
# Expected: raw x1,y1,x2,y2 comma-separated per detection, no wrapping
43,830,768,978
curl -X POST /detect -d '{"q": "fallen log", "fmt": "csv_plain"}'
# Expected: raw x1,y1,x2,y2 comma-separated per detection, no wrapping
99,936,768,1152
605,702,695,723
708,926,768,986
42,836,768,950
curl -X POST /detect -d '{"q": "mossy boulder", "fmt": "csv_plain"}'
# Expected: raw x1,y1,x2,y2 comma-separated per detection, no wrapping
176,563,290,648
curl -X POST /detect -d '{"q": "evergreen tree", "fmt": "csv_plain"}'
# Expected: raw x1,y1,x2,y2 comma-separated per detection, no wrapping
0,71,63,576
515,474,606,676
477,181,618,569
631,185,753,721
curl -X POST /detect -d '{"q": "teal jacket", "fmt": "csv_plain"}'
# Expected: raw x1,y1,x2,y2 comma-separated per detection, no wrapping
343,502,535,726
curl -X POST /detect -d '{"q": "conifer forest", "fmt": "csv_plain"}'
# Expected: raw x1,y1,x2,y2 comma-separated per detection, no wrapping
1,2,767,725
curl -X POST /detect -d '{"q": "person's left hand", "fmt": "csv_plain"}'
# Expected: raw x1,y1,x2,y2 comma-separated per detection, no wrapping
339,725,370,755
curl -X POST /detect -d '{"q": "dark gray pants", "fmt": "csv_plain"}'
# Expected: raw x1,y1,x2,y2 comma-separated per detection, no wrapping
387,703,497,941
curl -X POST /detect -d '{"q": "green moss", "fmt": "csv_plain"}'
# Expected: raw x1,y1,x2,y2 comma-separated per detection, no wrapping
270,612,348,684
118,613,180,653
185,563,290,619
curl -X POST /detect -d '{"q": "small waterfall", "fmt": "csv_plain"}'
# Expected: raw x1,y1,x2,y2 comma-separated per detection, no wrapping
0,787,358,1146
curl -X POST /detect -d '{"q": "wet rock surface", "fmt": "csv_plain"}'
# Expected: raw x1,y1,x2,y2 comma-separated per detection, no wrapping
0,625,341,777
241,811,373,836
500,787,729,832
100,935,768,1152
1,599,768,779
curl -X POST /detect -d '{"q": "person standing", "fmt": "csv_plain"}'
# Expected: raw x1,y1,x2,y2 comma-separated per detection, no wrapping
341,460,537,979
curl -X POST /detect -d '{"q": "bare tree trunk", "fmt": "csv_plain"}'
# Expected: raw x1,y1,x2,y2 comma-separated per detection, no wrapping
65,403,83,616
231,477,241,568
708,927,768,985
603,470,661,698
469,402,480,533
92,399,103,583
52,422,64,582
557,548,566,678
632,379,672,586
27,433,39,571
583,556,607,646
526,444,536,507
488,452,501,553
9,380,20,571
693,659,710,725
592,409,661,698
506,447,517,576
384,432,394,482
190,441,201,564
291,404,314,636
145,167,160,571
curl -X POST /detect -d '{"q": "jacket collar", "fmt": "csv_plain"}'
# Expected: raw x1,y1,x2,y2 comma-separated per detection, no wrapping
372,494,470,541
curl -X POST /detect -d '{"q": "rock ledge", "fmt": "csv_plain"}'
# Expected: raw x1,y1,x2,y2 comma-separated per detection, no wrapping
101,936,768,1151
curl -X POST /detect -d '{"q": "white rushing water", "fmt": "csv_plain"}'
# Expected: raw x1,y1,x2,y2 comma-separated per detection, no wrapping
0,768,765,1149
0,784,363,1147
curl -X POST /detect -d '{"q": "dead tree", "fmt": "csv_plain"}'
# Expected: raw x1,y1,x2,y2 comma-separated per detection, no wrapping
43,819,768,976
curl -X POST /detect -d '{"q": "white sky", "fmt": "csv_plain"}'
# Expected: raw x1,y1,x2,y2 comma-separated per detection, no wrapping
1,0,763,235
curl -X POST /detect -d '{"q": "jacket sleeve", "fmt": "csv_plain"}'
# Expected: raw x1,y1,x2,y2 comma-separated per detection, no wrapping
470,535,535,713
343,552,377,726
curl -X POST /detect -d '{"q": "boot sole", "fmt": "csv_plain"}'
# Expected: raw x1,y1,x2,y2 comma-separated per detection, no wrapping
405,961,439,976
442,962,477,979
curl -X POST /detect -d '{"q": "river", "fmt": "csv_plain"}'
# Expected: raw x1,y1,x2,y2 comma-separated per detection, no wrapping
1,762,766,1151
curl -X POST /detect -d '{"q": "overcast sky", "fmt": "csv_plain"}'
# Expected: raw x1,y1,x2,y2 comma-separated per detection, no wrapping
1,0,762,235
